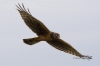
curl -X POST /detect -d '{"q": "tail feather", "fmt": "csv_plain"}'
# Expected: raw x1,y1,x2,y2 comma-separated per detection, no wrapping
23,38,40,45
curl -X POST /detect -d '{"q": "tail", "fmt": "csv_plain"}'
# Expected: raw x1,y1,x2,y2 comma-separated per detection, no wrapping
23,37,41,45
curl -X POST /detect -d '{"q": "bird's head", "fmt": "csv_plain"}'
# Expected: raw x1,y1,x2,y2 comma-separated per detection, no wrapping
51,32,60,39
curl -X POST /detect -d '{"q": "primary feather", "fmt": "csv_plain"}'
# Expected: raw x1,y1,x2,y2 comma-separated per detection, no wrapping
16,3,50,36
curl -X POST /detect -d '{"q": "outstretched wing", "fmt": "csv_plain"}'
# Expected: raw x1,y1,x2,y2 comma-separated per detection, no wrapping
16,3,50,35
47,39,92,59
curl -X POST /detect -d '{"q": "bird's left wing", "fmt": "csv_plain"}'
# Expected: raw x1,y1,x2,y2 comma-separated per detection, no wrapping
47,39,92,60
16,3,50,36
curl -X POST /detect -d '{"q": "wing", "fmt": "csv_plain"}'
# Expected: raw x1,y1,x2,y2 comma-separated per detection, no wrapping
47,39,92,59
16,3,50,35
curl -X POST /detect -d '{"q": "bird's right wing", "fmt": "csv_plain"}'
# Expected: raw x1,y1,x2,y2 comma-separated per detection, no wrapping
16,3,50,36
47,39,92,60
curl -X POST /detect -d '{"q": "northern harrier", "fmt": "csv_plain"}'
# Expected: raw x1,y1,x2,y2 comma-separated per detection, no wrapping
16,3,92,60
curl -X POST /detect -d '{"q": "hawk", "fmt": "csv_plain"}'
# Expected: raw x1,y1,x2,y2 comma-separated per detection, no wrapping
16,3,92,60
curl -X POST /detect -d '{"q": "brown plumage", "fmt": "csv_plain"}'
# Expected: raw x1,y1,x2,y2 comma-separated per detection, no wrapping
16,3,92,60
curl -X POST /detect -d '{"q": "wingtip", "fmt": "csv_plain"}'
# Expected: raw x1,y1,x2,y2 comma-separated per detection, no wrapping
81,55,92,60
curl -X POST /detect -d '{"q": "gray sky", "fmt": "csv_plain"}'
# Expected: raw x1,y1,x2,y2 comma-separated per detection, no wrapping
0,0,100,66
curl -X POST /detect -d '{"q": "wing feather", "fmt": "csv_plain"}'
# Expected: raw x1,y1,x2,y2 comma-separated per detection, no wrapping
16,3,50,35
47,39,92,59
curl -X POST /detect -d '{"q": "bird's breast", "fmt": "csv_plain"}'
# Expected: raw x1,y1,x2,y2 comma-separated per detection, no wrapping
38,33,52,41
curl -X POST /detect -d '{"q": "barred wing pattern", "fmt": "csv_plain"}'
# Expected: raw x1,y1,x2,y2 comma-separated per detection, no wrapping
47,39,92,59
16,4,50,35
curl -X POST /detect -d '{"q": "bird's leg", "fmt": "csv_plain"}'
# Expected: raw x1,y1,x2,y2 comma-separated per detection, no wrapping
23,37,41,45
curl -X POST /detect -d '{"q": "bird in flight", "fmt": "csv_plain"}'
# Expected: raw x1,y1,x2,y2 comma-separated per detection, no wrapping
16,3,92,60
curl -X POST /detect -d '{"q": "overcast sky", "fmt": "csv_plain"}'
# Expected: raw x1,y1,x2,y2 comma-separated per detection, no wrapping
0,0,100,66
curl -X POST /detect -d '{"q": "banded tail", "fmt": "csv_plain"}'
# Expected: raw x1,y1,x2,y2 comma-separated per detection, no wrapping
23,37,41,45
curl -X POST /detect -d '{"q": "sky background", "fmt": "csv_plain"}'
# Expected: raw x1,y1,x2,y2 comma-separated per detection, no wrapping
0,0,100,66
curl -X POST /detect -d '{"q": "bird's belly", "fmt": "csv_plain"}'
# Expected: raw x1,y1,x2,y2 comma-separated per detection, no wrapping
39,35,52,41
